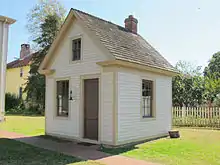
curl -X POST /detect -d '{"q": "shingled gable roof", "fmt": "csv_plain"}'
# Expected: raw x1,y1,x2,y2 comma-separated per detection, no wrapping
7,54,34,69
39,8,176,74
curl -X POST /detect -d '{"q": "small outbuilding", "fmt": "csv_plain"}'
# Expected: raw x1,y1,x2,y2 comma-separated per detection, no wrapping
39,9,177,146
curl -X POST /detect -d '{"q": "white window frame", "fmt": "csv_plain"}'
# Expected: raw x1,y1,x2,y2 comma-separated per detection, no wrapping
140,77,156,120
69,34,83,64
55,78,70,118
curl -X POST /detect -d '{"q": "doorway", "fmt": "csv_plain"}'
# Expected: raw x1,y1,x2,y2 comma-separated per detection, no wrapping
83,78,99,140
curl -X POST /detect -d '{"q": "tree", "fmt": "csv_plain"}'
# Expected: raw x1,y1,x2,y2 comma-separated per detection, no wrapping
204,52,220,79
175,60,202,76
203,73,220,105
172,60,204,107
213,94,220,107
24,14,61,111
26,0,66,47
203,52,220,105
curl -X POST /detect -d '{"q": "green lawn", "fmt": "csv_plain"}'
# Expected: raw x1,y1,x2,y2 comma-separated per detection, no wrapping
0,138,103,165
0,115,45,136
103,128,220,165
2,116,220,165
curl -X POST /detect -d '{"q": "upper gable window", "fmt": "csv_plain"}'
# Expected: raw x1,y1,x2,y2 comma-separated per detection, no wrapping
72,38,81,61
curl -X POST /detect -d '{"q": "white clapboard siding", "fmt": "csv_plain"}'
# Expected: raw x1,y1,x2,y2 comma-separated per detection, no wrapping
101,72,114,142
117,71,172,143
45,19,112,140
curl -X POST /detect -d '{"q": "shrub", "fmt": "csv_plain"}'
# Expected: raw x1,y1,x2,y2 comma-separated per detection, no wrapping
5,93,21,111
5,93,44,116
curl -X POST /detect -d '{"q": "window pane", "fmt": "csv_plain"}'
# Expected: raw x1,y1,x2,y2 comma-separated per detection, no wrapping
142,79,153,117
57,80,69,117
72,39,81,61
78,40,81,49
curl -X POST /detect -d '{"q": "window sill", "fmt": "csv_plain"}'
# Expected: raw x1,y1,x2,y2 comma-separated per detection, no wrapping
54,115,70,120
69,59,82,64
141,116,156,122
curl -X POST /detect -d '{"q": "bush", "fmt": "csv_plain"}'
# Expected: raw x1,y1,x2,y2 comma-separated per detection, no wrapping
5,93,21,111
5,93,44,116
213,94,220,107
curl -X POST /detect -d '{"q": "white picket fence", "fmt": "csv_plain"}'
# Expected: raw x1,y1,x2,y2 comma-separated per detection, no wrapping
172,106,220,128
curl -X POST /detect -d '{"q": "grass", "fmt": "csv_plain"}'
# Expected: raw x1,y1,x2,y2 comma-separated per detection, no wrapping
0,115,45,136
2,116,220,165
0,138,103,165
102,128,220,165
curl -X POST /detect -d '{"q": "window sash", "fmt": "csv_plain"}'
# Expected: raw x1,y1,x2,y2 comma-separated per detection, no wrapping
72,39,81,61
56,80,69,117
142,80,153,118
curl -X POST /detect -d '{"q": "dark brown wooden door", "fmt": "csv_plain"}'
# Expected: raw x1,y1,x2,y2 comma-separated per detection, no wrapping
84,78,99,140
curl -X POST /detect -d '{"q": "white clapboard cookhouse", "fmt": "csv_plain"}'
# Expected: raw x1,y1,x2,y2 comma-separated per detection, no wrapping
39,9,177,146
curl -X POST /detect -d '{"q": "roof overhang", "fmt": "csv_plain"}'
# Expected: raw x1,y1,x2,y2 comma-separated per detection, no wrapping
0,16,16,24
38,69,55,75
97,60,179,77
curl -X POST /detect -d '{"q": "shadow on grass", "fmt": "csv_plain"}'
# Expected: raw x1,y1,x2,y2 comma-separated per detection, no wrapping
0,138,83,165
38,135,72,143
100,135,169,155
100,145,139,155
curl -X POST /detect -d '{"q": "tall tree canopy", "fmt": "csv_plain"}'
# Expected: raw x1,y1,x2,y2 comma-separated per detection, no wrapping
204,52,220,79
26,0,66,47
175,60,202,76
173,59,220,107
172,61,204,107
24,14,61,111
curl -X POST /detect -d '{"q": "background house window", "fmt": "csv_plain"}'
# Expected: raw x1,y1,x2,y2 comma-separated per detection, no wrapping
142,79,153,118
56,80,69,117
19,87,22,99
20,67,23,77
72,38,81,61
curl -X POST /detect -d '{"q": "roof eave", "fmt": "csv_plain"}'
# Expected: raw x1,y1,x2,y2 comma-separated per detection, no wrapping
97,60,178,77
0,16,16,24
38,69,55,75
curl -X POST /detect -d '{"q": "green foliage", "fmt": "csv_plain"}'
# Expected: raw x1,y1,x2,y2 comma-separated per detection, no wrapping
24,14,61,112
204,52,220,79
213,95,220,106
172,61,204,106
5,93,22,111
5,106,44,116
173,58,220,106
5,93,43,116
203,74,220,103
176,60,202,76
26,0,66,46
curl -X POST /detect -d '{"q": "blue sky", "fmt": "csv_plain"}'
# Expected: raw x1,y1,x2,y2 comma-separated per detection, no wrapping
1,0,220,68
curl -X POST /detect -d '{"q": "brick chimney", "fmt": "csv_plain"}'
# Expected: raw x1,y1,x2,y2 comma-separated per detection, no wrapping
124,15,138,34
20,44,30,59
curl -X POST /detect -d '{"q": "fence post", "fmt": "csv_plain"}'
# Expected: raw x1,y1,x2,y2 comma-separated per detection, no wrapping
182,106,186,125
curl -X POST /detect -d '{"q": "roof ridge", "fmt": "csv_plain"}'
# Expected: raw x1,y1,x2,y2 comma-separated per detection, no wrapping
71,8,131,33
